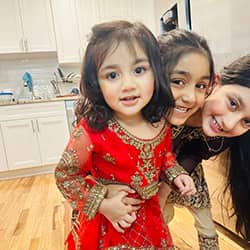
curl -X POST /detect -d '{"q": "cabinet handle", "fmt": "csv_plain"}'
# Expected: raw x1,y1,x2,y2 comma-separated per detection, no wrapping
24,39,28,52
36,120,40,132
21,38,25,51
31,120,35,132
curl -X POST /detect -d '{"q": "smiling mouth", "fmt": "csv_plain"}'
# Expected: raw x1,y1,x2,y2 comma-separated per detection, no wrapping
174,105,190,113
211,116,223,132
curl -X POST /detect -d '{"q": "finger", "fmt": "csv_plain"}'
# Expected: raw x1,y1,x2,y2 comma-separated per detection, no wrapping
122,197,143,205
118,219,131,228
122,213,137,224
112,222,125,233
118,185,135,194
126,204,141,213
174,178,185,191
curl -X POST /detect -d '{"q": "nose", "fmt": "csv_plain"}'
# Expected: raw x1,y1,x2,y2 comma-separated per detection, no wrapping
221,112,242,131
181,85,196,104
121,74,136,91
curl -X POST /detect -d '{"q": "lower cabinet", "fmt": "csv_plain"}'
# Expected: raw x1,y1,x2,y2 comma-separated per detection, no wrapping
0,101,69,171
0,127,8,171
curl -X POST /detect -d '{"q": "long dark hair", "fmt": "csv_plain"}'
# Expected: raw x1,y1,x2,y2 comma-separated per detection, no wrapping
158,29,215,95
221,55,250,240
75,20,174,130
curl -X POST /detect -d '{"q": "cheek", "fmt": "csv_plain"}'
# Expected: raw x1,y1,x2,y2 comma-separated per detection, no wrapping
170,88,180,102
229,127,249,137
195,93,206,109
203,98,224,115
144,79,155,99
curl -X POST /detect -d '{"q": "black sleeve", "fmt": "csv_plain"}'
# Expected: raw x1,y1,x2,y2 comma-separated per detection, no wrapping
176,137,234,174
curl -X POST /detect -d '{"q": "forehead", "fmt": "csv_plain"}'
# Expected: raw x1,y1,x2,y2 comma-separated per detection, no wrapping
173,52,210,75
100,41,147,66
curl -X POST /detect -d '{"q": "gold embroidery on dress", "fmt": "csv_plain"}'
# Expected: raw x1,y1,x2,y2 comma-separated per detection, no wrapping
103,153,116,165
171,125,202,140
108,119,168,185
97,177,159,200
131,171,143,187
87,144,94,151
82,183,107,220
73,127,83,138
132,181,159,200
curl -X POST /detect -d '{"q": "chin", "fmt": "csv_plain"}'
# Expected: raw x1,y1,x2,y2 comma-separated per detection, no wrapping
169,117,187,126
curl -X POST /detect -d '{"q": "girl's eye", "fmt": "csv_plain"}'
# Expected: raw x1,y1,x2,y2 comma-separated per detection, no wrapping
107,71,119,80
171,79,185,86
229,98,238,110
134,66,145,75
243,118,250,127
196,82,208,90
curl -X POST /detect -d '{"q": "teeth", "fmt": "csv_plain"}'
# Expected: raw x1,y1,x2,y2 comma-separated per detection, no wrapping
212,117,223,131
175,106,188,113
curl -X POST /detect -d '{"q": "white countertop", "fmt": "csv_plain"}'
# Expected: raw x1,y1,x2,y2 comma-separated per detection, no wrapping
0,95,79,107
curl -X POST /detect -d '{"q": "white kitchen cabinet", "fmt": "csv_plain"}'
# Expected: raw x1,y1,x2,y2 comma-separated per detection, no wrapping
75,0,157,55
98,0,132,22
0,0,56,53
1,119,41,170
51,0,82,64
75,0,100,58
0,101,69,170
0,126,8,171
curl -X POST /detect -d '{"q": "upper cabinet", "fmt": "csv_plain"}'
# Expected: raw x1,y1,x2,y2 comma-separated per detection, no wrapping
0,0,56,53
48,0,158,64
51,0,82,64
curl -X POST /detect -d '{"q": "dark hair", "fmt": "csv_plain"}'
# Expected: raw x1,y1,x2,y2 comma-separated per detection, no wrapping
221,55,250,240
158,29,215,94
75,20,174,130
220,54,250,88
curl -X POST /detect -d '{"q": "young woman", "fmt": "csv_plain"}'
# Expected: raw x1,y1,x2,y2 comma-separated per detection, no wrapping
55,21,195,249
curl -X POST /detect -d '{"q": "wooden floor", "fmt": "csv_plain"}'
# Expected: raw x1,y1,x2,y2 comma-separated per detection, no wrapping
0,174,249,250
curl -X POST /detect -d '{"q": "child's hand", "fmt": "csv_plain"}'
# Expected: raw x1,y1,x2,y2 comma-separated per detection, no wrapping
99,191,140,233
106,184,135,198
158,182,172,211
116,211,137,230
173,174,196,196
106,184,143,207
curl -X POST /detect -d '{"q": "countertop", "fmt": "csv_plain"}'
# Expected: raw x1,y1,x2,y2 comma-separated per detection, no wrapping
0,95,79,107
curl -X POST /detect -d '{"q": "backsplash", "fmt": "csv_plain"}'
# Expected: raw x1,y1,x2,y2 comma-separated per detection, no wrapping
0,53,81,98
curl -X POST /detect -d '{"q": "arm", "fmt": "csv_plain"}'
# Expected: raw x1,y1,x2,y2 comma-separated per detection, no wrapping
55,122,107,220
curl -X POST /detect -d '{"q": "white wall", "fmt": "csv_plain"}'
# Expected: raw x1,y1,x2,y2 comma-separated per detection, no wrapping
190,0,250,71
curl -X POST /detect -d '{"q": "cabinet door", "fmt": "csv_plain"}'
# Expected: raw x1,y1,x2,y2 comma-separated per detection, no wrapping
37,115,69,165
51,0,81,63
0,0,23,53
98,0,133,22
76,0,100,55
0,126,8,171
20,0,56,52
1,119,41,170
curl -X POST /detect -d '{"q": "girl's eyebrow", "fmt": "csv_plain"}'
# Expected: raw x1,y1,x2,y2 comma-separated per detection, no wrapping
99,58,149,73
235,94,244,107
134,58,149,64
99,64,118,72
171,70,210,80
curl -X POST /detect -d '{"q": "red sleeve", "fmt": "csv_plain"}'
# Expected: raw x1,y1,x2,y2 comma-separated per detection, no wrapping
54,121,107,220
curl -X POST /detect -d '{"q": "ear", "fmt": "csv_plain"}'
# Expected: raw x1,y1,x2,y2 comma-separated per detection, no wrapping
206,73,220,97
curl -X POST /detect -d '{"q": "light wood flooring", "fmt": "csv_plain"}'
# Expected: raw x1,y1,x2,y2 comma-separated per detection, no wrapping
0,173,249,250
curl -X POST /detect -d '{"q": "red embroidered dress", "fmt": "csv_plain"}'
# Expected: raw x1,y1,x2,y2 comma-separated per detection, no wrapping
55,118,176,249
